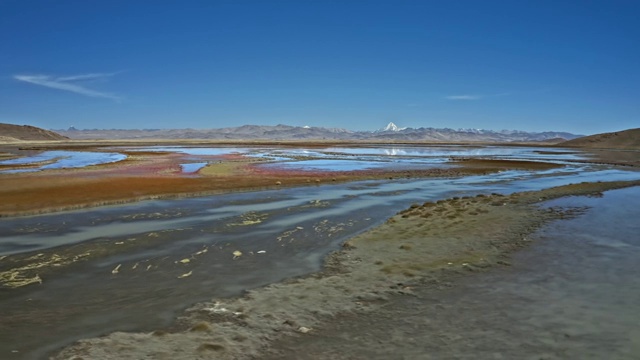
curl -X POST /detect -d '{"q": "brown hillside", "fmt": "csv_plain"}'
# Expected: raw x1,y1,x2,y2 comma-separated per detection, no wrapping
0,123,68,141
560,128,640,150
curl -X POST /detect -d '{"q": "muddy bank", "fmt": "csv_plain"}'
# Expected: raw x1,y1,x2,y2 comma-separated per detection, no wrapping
52,179,640,359
259,186,640,360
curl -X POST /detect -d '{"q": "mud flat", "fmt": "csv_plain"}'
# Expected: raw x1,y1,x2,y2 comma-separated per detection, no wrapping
52,179,640,360
0,145,560,217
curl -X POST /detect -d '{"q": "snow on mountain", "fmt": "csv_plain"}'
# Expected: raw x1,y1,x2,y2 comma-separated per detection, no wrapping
379,122,407,132
458,128,486,134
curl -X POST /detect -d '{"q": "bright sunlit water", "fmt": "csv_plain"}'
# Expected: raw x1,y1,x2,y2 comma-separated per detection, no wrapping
0,151,127,173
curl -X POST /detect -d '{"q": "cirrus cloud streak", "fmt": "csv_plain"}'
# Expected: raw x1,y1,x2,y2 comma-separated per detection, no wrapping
14,72,121,101
444,95,482,100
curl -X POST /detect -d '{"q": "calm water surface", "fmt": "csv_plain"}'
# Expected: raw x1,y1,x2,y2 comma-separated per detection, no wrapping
426,186,640,359
0,151,126,173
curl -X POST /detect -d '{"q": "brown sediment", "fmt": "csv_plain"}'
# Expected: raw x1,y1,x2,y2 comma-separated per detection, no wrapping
0,152,16,158
0,158,60,171
448,158,562,170
51,179,640,360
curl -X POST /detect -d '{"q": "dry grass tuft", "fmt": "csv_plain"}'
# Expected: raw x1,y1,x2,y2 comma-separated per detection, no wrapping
197,343,225,352
190,321,212,332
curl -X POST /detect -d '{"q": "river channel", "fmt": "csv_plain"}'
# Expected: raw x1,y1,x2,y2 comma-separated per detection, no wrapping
0,146,639,359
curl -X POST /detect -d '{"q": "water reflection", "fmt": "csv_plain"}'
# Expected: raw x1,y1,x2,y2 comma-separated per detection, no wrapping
128,146,249,156
0,145,593,174
326,145,590,161
0,151,126,173
179,162,207,173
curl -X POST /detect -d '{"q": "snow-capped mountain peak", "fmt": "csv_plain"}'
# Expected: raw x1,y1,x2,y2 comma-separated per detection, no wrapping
380,122,406,132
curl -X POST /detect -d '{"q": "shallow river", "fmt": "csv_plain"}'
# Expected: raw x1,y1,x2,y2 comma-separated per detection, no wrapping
470,186,640,359
263,186,640,360
0,148,639,359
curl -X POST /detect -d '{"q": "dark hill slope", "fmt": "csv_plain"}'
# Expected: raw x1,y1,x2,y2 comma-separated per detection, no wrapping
0,123,68,141
560,128,640,150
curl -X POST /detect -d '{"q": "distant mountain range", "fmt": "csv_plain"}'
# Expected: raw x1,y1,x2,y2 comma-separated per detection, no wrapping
3,121,637,151
56,122,581,142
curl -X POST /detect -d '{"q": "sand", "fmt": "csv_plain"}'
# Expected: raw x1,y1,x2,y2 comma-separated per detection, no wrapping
51,179,640,360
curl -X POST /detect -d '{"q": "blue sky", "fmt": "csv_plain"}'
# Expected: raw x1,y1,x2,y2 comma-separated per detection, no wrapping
1,0,638,134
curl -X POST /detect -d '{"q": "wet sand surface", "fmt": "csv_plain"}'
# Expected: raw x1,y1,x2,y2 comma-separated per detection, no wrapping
261,186,640,360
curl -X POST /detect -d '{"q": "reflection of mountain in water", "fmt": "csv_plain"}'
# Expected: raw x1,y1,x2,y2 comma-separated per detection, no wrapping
384,148,405,156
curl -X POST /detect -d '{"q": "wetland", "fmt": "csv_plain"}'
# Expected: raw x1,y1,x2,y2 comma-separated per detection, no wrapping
0,142,639,359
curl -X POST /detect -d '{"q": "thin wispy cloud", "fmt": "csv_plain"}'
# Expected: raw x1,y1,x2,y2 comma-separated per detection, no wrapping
56,72,121,82
444,95,482,100
14,72,121,101
444,92,511,101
